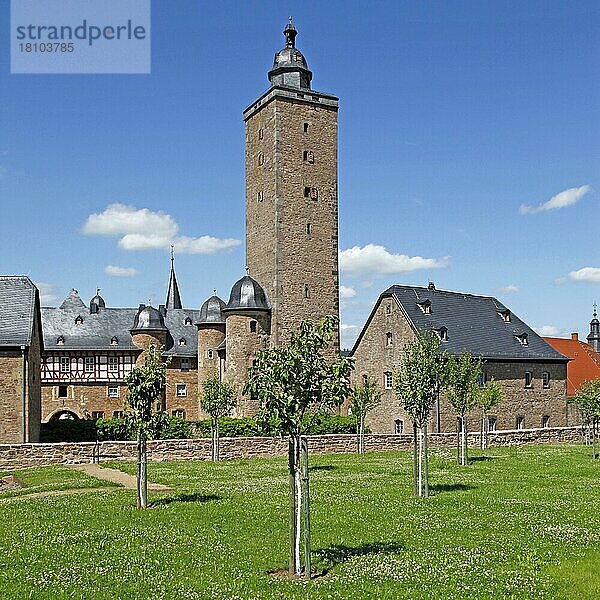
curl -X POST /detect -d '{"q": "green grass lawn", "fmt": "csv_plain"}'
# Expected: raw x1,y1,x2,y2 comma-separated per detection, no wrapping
0,444,598,599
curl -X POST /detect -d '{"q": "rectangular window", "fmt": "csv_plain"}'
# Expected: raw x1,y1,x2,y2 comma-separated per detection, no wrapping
60,357,70,373
113,411,124,418
488,416,497,431
107,386,119,398
524,371,533,388
384,371,393,390
180,358,190,372
303,122,309,133
386,332,393,347
84,356,95,372
176,384,187,397
542,372,550,388
172,409,186,419
91,411,105,420
249,320,257,333
542,415,550,428
394,419,404,434
516,415,525,430
108,356,119,372
58,385,68,398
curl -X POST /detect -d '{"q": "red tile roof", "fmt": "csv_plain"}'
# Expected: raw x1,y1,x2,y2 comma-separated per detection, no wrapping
544,336,600,396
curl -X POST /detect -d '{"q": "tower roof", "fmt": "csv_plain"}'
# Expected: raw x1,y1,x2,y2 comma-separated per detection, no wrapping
198,292,226,325
89,289,106,314
224,274,270,313
268,18,312,90
131,304,167,332
166,247,183,310
59,289,87,311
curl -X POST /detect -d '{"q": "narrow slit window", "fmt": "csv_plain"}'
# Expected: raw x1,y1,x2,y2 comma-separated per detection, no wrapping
249,320,257,333
303,122,309,133
306,223,311,234
258,153,264,166
257,191,263,202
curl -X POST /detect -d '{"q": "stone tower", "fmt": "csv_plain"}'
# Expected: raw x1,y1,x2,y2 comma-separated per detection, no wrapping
244,19,340,347
587,304,600,352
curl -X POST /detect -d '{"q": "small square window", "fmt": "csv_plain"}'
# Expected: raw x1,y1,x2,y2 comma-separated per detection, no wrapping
58,385,68,398
176,384,187,397
91,411,105,420
207,349,214,360
394,419,404,434
107,386,119,398
172,409,186,419
113,411,124,418
488,416,497,431
542,415,550,428
180,358,190,372
384,371,393,390
516,415,525,430
249,320,257,333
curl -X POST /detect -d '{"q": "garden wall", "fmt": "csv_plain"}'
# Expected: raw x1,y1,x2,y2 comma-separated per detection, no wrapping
0,426,584,470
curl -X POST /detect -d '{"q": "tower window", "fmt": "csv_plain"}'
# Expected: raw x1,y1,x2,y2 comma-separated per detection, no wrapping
516,415,525,430
306,223,311,235
249,320,257,333
303,122,309,133
525,371,533,388
172,409,186,419
304,285,310,299
386,332,393,347
542,371,550,388
542,415,550,428
258,153,264,166
488,416,497,431
176,384,187,398
304,187,318,200
257,191,263,202
207,349,214,360
303,150,315,164
384,372,393,389
258,128,263,140
394,419,404,434
362,374,368,385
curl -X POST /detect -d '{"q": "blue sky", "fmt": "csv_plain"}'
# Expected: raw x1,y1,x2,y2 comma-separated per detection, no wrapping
1,1,598,349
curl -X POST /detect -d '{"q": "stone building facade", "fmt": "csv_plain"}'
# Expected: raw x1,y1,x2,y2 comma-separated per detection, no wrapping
0,277,43,443
350,283,572,434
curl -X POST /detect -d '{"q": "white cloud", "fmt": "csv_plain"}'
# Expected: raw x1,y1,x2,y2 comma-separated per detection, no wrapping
340,323,359,332
519,185,591,215
499,284,519,294
34,282,58,305
340,323,360,349
105,265,139,277
339,244,448,277
339,285,357,299
534,325,563,337
82,203,240,254
569,267,600,283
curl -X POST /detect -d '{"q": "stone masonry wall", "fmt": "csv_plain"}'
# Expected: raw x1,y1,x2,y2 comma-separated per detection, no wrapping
0,351,24,444
0,426,584,470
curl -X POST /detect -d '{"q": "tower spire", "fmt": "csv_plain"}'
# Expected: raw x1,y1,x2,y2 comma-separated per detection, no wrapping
587,303,600,353
284,17,297,48
165,247,183,310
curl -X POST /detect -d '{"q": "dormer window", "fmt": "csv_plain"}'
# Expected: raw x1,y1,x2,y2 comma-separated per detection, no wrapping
434,327,448,342
75,316,83,325
184,317,192,326
498,309,511,322
179,338,186,346
515,332,528,346
56,336,64,345
418,300,432,314
111,336,119,345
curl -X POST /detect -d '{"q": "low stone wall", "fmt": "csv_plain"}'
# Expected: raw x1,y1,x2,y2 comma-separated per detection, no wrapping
0,426,584,470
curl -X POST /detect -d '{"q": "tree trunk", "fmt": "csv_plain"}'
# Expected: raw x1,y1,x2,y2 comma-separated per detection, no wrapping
215,418,220,462
288,436,296,577
295,441,302,576
462,416,468,466
300,436,311,579
358,414,365,454
412,421,418,497
423,421,429,497
417,424,423,497
456,417,461,465
137,433,148,509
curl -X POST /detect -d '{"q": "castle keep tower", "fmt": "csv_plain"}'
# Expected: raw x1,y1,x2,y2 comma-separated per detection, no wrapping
244,19,340,347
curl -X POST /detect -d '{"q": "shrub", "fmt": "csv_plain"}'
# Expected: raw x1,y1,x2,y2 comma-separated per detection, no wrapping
40,419,98,443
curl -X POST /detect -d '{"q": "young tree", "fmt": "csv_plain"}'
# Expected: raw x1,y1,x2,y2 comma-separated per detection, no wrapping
350,376,382,454
445,352,482,465
570,378,600,459
477,378,502,449
124,346,167,509
394,331,447,497
244,316,354,578
200,371,237,461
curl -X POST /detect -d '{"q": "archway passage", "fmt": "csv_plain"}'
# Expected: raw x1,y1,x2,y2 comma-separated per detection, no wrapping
48,410,80,422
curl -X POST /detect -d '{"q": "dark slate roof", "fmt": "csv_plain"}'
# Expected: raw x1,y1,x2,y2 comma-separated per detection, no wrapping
165,262,183,310
41,297,200,357
198,294,226,325
224,275,270,313
352,285,568,362
60,289,87,310
0,276,39,347
131,305,168,332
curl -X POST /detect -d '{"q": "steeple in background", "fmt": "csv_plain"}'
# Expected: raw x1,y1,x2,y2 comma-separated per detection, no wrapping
165,245,183,310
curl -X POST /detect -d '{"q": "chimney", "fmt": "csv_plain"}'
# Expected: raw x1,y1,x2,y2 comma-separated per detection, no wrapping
428,281,436,291
571,332,579,341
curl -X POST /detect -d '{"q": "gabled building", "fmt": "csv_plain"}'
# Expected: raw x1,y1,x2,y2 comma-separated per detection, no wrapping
350,283,572,434
0,276,43,443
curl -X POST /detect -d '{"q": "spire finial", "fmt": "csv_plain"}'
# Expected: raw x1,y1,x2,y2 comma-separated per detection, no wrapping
213,289,217,295
170,244,174,264
284,17,297,48
245,265,250,276
594,302,597,318
96,287,100,296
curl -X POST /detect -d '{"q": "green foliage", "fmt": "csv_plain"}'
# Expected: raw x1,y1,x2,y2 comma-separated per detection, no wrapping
350,376,382,420
394,331,447,427
445,352,482,416
0,446,599,598
199,371,237,418
124,346,168,440
96,417,128,441
478,377,503,413
245,316,355,436
570,378,600,424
